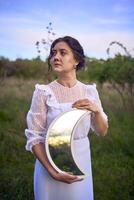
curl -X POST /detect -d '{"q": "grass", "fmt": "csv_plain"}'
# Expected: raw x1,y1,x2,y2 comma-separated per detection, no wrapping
0,78,134,200
90,110,134,200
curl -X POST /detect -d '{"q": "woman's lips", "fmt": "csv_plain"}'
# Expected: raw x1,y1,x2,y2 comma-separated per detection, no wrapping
54,63,62,66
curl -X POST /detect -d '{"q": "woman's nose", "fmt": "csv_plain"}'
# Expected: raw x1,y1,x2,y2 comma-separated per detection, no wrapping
53,52,60,61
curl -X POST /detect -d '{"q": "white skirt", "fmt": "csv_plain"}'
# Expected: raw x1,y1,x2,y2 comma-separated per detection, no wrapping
34,137,94,200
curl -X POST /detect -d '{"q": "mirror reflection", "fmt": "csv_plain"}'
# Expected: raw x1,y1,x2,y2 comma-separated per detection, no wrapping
45,109,90,176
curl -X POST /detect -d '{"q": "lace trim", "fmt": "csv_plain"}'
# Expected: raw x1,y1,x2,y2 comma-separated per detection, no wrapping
25,137,46,153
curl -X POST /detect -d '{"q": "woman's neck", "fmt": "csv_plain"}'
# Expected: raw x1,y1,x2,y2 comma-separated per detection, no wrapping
57,74,77,88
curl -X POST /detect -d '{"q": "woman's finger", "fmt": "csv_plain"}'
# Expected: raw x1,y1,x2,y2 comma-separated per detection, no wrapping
75,105,94,111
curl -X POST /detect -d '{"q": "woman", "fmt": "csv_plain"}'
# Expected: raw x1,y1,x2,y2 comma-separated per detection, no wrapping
25,36,108,200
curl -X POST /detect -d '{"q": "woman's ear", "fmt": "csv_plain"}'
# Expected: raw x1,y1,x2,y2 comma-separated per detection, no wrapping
75,60,79,66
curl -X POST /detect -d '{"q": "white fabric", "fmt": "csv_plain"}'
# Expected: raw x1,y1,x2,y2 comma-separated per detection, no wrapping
25,80,107,152
34,137,94,200
25,80,108,200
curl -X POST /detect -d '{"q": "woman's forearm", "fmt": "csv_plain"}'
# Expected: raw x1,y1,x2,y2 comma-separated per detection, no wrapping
32,143,58,178
93,111,108,136
32,143,82,184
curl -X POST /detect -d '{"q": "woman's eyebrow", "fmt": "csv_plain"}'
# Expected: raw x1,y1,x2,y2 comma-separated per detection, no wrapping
60,48,68,51
52,48,68,52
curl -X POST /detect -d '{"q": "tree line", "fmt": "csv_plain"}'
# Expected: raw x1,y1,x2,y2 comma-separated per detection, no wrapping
0,54,134,110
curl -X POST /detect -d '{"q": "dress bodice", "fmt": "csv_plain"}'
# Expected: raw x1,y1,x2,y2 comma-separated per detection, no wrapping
25,80,107,152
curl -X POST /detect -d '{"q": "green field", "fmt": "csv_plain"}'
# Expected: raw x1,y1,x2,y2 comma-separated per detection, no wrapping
0,78,134,200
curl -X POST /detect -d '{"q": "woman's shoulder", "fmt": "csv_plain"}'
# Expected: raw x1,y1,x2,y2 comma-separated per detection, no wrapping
32,82,54,98
80,81,97,90
80,82,100,98
35,83,48,91
34,81,54,91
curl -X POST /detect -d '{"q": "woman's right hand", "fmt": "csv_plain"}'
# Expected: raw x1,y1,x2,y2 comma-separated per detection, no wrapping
53,171,83,184
32,143,83,184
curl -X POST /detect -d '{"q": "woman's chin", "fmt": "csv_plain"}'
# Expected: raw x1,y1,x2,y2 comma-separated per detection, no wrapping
52,68,62,73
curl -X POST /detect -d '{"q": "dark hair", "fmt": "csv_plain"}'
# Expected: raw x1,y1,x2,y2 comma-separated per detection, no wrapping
48,36,85,71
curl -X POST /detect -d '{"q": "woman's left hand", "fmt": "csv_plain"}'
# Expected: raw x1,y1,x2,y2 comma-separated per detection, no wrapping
72,98,101,114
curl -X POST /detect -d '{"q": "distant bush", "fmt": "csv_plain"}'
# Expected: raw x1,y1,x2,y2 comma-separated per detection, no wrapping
0,56,55,82
78,55,134,111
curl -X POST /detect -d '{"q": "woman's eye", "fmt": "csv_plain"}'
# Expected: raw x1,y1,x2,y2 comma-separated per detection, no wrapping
51,51,56,56
61,51,66,56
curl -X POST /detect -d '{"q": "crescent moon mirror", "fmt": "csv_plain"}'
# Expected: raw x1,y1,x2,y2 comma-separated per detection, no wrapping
45,108,91,177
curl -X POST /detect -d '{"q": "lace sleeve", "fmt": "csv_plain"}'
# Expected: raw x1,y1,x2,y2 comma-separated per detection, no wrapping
25,86,47,152
89,84,108,133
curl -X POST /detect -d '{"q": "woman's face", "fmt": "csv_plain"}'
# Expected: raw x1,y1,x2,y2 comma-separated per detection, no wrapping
49,41,78,74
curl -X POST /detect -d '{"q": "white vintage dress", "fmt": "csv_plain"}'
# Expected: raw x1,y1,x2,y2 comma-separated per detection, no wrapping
25,80,107,200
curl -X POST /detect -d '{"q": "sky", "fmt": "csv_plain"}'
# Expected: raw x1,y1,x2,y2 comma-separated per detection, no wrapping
0,0,134,60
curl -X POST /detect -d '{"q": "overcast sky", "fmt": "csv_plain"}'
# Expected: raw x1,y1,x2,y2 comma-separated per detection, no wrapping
0,0,134,60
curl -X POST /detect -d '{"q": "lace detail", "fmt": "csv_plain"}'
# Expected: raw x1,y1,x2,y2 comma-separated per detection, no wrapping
48,80,86,103
25,86,48,152
25,129,46,152
25,81,108,152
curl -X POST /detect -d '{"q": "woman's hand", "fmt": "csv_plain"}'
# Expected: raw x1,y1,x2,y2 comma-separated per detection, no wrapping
72,98,101,114
72,98,108,136
53,171,83,184
32,144,83,184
